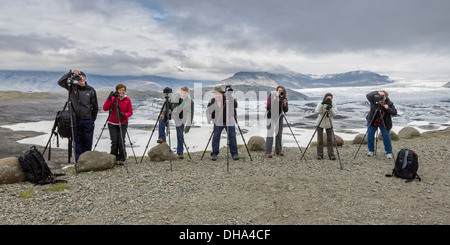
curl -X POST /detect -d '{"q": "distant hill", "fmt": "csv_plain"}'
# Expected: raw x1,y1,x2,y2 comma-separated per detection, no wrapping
217,70,393,89
443,82,450,88
0,70,216,93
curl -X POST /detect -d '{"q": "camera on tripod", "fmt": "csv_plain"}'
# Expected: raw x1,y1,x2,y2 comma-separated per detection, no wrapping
225,85,233,92
163,87,172,94
374,94,385,104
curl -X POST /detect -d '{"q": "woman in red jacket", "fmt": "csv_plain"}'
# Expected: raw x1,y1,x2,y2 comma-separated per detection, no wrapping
103,84,133,164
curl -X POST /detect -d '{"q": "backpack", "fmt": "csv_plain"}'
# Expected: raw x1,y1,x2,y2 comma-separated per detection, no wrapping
17,146,67,185
56,103,76,138
386,149,421,183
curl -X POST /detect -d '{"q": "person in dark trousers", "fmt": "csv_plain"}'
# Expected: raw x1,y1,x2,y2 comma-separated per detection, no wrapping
206,86,239,161
157,86,194,159
57,70,98,162
366,90,397,159
265,86,288,158
103,83,133,164
315,93,337,160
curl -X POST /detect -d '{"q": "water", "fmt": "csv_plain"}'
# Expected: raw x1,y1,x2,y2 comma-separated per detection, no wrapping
2,81,449,155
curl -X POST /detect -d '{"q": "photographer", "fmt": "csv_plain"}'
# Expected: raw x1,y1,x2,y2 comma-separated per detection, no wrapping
102,84,133,164
57,70,98,162
265,86,288,158
315,93,337,160
157,86,194,159
206,86,239,161
366,90,397,159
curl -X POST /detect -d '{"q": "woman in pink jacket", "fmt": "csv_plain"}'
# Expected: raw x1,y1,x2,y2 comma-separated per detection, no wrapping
103,84,133,164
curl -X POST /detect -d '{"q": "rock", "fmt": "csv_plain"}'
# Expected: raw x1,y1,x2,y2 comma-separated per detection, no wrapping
148,143,173,161
248,136,265,151
0,157,27,184
322,133,344,146
76,151,116,173
398,127,421,138
353,134,367,144
378,131,399,140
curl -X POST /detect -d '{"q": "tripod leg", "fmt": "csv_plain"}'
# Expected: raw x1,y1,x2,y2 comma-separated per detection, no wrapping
93,109,113,151
301,112,328,162
328,116,343,170
126,131,139,164
201,126,215,160
175,125,192,160
234,117,253,161
283,114,306,163
140,102,166,163
353,108,380,159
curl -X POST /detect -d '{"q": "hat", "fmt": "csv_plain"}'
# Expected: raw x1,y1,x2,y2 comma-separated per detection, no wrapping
214,86,224,93
79,71,86,78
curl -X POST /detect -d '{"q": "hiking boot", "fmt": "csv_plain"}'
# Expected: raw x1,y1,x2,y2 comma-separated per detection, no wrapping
317,155,323,160
211,156,217,161
157,138,166,144
178,154,184,159
232,156,240,161
276,152,284,156
386,153,393,159
367,151,374,157
329,155,336,160
265,154,273,158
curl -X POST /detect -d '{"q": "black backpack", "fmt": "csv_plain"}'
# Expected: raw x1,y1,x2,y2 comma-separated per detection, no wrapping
17,146,67,185
56,103,76,138
386,149,421,183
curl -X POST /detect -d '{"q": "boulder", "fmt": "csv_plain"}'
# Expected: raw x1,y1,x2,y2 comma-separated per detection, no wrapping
76,151,116,173
378,130,399,141
148,142,174,161
0,157,27,184
318,133,344,146
398,127,421,138
353,134,367,144
248,136,265,151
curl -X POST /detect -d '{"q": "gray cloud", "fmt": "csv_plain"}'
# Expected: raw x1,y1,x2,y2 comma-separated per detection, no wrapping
157,0,450,54
0,33,74,54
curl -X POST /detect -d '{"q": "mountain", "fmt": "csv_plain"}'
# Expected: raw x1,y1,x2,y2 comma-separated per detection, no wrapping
218,70,393,89
0,70,216,93
443,82,450,88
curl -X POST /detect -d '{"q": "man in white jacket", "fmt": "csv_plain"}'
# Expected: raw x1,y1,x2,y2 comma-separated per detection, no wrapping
315,93,338,160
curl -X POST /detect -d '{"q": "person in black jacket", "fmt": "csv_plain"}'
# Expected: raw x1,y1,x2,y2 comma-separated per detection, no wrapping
206,86,239,161
58,70,98,162
265,86,288,158
366,90,397,159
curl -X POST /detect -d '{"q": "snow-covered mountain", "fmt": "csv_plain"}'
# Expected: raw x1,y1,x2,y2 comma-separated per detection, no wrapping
0,70,216,92
218,70,393,89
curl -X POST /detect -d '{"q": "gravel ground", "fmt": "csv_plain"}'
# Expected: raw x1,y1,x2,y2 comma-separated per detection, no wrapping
1,130,449,225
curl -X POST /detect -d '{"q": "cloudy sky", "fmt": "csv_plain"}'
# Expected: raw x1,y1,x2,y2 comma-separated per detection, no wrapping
1,0,449,82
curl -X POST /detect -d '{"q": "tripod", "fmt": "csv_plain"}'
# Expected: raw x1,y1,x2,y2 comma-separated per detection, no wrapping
300,108,343,169
280,112,307,163
140,91,192,171
43,78,78,174
354,105,396,163
200,94,252,172
93,95,138,168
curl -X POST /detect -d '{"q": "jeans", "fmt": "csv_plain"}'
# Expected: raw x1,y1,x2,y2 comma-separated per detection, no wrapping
211,125,238,157
74,119,95,162
367,122,392,154
158,119,185,154
108,122,128,161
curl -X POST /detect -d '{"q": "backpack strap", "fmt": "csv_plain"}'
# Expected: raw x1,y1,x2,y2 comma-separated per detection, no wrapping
402,150,410,169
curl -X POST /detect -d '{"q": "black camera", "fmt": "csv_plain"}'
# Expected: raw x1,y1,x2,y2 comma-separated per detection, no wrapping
279,91,285,99
225,85,233,92
374,94,384,104
322,97,332,105
163,87,172,94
